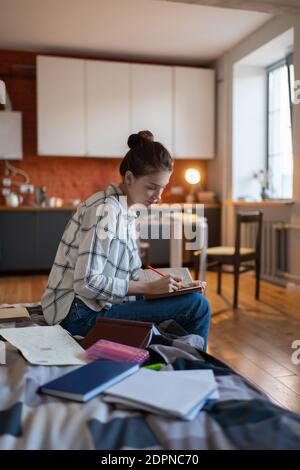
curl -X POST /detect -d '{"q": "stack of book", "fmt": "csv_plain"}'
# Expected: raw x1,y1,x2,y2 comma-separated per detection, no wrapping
39,360,218,421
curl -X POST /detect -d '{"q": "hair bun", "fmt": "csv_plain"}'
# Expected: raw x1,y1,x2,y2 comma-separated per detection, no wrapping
127,130,154,148
127,133,141,149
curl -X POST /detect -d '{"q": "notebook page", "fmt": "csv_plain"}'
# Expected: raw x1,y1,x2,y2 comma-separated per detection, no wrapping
139,267,193,286
0,325,87,365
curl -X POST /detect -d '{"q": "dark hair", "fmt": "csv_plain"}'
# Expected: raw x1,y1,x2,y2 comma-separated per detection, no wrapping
119,130,173,177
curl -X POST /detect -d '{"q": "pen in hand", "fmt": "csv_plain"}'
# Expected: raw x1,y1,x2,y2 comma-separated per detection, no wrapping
146,265,166,277
144,266,202,294
146,264,183,289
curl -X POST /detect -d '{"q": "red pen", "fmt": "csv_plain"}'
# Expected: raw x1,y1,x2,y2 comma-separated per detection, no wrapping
146,264,166,277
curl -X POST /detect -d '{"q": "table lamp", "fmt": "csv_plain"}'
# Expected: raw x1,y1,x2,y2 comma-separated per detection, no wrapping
185,168,201,202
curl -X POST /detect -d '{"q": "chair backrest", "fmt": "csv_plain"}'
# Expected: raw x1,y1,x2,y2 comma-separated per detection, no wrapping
234,211,263,258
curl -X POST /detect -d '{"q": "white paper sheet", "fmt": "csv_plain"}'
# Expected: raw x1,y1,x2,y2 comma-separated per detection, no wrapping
0,325,87,365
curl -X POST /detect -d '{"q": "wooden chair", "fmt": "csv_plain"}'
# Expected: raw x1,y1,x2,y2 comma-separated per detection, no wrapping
194,211,263,309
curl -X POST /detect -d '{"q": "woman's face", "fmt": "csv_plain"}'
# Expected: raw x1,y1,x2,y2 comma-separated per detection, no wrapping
124,171,172,207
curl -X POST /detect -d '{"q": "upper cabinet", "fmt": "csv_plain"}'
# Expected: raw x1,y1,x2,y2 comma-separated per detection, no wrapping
37,56,85,156
131,64,173,151
37,56,215,159
0,111,23,160
86,61,130,157
174,67,215,159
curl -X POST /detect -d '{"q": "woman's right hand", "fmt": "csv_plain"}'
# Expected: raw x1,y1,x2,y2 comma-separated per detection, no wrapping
146,275,183,296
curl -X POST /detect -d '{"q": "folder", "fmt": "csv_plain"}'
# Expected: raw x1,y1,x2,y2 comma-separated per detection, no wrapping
80,317,155,350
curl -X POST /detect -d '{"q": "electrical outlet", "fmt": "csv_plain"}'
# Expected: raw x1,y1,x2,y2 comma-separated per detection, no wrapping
2,178,11,187
2,188,11,196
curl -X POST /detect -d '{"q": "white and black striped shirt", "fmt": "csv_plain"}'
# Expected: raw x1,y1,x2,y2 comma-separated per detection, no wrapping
41,184,141,325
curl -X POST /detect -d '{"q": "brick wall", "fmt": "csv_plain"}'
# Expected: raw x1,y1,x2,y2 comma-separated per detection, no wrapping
0,50,207,204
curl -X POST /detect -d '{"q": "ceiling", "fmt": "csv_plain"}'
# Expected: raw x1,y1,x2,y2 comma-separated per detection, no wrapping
0,0,273,64
161,0,300,16
236,28,293,67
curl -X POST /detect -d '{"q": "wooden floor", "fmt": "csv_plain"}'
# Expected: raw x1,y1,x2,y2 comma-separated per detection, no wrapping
1,271,300,413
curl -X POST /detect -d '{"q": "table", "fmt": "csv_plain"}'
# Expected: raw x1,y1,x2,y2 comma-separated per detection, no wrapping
137,211,208,280
170,213,208,280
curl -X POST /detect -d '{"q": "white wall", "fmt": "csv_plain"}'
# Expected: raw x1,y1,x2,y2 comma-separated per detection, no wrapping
233,65,267,200
289,22,300,277
209,14,300,278
207,56,226,200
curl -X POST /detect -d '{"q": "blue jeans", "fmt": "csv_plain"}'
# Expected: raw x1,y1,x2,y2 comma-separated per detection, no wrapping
61,293,210,351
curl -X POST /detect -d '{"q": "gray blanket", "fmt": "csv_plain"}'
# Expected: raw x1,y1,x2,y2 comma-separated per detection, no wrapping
0,313,300,450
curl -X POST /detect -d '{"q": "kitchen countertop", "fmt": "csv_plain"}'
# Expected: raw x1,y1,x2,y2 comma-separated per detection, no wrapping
225,200,294,207
0,205,77,211
0,202,221,211
148,202,221,209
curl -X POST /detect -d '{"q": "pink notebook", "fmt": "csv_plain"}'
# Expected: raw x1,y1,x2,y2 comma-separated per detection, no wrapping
86,339,150,365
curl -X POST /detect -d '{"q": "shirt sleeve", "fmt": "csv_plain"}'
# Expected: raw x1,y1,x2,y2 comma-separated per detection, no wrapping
73,203,128,303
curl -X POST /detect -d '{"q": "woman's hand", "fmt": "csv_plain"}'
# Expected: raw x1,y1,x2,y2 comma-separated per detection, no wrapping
127,276,183,296
145,275,183,296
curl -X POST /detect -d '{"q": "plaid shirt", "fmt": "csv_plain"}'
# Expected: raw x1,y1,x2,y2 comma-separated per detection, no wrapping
41,184,141,325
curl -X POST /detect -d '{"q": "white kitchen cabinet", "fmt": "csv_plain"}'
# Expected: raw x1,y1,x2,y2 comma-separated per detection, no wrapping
174,67,215,159
37,56,215,159
37,56,85,156
0,112,22,160
86,61,130,157
131,64,173,152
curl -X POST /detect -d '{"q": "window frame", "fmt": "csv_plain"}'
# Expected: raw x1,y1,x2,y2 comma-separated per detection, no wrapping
266,54,294,200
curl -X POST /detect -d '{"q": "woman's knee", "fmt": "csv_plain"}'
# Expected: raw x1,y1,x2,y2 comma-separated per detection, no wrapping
192,292,210,317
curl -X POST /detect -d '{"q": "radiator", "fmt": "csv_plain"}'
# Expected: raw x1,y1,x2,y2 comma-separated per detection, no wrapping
241,221,288,283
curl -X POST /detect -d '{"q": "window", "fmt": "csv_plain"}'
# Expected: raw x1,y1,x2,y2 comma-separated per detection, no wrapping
267,56,294,199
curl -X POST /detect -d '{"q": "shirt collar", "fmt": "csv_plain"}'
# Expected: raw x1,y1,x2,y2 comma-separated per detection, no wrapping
106,183,137,219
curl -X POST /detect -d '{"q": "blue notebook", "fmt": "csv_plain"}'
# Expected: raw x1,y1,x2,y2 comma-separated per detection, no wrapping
39,359,139,402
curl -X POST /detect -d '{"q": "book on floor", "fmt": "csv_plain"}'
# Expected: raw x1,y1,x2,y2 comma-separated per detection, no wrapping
39,359,139,402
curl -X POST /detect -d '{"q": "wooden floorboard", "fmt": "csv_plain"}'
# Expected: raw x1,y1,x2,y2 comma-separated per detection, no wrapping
204,272,300,413
0,270,300,412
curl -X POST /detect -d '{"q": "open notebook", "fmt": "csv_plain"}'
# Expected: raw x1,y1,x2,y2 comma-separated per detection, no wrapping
139,267,206,299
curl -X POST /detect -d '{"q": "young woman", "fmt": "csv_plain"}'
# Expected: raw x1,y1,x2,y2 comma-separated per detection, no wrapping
41,132,210,350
